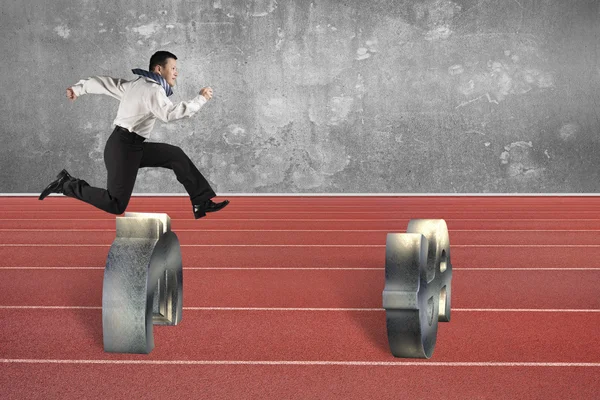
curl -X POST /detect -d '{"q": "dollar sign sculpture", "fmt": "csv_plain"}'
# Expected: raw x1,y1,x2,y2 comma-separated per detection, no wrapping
102,212,183,354
383,219,452,358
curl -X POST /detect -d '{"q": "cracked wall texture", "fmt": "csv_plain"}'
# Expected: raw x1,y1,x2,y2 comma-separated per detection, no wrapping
1,0,599,193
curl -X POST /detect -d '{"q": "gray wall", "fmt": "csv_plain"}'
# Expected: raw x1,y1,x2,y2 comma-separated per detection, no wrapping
1,0,598,194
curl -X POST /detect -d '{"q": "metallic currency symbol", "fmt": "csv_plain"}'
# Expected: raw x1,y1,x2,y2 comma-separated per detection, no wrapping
102,212,183,354
383,219,452,358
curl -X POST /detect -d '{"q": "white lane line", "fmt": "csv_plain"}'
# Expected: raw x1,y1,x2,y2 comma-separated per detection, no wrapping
0,359,599,367
1,218,600,221
454,308,600,313
0,306,102,310
0,306,598,313
1,229,600,232
5,191,600,195
1,267,599,271
184,307,600,313
6,209,598,215
5,207,600,212
1,244,600,248
452,268,600,271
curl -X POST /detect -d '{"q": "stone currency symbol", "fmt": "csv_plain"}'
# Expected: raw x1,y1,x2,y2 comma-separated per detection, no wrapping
102,212,183,354
383,219,452,358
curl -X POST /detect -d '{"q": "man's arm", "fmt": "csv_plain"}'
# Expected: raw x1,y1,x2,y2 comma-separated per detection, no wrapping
68,76,130,101
145,86,210,123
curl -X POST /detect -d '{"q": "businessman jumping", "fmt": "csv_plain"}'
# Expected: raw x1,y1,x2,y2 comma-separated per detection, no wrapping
39,51,228,219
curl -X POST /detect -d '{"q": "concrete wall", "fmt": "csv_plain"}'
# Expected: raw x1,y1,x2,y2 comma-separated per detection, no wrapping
1,0,598,194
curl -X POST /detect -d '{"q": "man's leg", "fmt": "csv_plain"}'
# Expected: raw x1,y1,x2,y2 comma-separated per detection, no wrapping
139,142,227,218
62,127,143,214
139,142,216,204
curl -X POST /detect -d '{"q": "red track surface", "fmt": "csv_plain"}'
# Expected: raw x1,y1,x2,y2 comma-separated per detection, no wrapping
1,196,599,399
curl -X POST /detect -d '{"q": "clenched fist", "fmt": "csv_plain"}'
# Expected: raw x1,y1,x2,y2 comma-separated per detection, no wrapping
200,87,213,101
66,87,77,101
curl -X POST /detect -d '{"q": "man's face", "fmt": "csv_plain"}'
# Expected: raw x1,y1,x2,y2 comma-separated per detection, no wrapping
155,58,178,87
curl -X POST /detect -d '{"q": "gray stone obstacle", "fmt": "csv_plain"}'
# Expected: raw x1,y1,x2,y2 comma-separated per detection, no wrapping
102,212,183,354
383,219,452,358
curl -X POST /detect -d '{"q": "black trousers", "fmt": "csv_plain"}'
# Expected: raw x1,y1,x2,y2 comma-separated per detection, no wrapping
63,126,216,214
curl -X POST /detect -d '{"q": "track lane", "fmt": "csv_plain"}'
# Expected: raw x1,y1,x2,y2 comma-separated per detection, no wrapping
2,196,599,399
1,362,598,400
0,269,598,310
2,219,600,230
1,230,599,245
0,309,598,363
2,210,600,219
1,246,598,269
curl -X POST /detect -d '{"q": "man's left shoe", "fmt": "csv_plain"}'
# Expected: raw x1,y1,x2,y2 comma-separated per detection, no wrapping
39,169,74,200
193,199,230,219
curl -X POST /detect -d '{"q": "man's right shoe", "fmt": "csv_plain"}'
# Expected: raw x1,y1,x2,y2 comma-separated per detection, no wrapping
193,199,230,219
39,169,74,200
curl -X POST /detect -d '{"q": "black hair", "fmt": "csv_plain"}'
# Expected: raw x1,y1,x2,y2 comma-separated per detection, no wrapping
149,51,177,72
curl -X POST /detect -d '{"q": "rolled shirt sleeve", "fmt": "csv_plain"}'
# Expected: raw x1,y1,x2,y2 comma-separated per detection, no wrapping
145,86,208,123
71,76,129,100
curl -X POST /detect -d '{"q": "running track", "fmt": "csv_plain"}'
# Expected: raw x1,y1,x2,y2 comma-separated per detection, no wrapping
0,196,599,399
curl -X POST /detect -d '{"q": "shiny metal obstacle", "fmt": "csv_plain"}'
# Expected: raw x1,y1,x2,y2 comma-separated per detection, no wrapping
383,219,452,358
102,212,183,354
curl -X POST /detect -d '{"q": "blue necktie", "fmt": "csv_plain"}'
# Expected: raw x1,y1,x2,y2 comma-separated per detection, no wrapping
131,69,173,97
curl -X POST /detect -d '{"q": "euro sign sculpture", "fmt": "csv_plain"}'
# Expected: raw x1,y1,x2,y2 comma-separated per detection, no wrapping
102,212,183,354
383,219,452,358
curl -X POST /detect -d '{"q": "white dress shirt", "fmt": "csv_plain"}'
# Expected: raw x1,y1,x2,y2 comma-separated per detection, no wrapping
71,76,207,138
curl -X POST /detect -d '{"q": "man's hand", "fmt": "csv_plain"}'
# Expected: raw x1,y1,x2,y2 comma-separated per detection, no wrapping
66,87,77,101
200,87,213,101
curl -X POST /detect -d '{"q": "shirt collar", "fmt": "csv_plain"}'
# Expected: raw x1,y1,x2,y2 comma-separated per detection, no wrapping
131,68,173,97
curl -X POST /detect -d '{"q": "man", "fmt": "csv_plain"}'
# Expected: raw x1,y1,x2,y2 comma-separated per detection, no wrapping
39,51,228,219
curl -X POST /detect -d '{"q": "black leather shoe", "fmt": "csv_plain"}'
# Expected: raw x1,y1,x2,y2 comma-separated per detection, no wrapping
193,199,229,219
39,169,73,200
